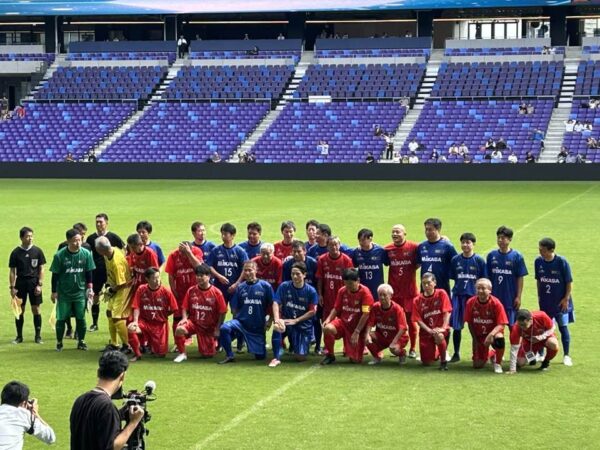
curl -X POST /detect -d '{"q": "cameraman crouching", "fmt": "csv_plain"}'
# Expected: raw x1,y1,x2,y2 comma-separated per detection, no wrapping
70,351,144,450
0,381,56,448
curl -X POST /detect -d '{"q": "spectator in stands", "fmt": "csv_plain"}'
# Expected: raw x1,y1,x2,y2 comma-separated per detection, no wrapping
566,152,577,163
342,33,349,39
526,151,536,163
247,46,259,56
14,104,25,119
384,134,394,160
491,149,503,162
399,97,410,109
430,148,440,162
277,33,285,40
177,35,188,58
317,140,329,157
576,154,587,164
208,151,221,163
408,138,420,153
373,125,385,137
574,121,584,133
590,99,599,109
448,143,459,156
518,103,528,114
195,34,202,41
557,146,569,163
587,137,599,149
87,150,97,163
365,153,375,164
483,138,496,151
64,152,75,163
458,142,469,156
564,119,575,132
496,137,508,151
0,94,8,120
405,31,413,37
438,154,447,163
526,103,535,114
508,152,518,164
532,128,545,142
584,121,593,131
244,33,250,40
408,151,419,164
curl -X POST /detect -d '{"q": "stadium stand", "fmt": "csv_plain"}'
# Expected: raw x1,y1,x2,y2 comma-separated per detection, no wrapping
444,47,564,56
66,52,177,64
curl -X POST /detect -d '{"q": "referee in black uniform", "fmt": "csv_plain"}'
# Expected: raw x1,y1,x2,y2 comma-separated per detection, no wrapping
8,227,46,344
85,213,124,331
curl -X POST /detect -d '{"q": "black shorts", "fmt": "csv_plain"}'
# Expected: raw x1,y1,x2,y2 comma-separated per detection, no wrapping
16,278,42,306
92,268,107,295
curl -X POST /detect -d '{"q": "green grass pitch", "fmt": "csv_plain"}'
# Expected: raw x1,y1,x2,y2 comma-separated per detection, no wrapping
0,179,599,449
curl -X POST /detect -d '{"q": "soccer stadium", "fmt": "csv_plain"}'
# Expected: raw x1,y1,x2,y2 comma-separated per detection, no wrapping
0,0,599,449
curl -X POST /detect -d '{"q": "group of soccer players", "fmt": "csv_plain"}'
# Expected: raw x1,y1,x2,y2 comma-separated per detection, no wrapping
8,214,575,373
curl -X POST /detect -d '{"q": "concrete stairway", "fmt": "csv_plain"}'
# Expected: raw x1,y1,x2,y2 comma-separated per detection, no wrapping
92,104,152,157
538,107,570,163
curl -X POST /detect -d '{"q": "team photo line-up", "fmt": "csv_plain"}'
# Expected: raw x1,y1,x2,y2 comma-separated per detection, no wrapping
8,215,574,373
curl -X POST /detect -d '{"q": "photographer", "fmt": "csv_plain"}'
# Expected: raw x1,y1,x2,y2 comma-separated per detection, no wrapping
0,381,56,449
70,351,144,450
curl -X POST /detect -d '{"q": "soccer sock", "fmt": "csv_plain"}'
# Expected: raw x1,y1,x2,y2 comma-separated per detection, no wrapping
366,342,379,359
452,329,462,355
408,321,417,351
129,332,142,357
15,314,24,338
56,320,65,343
172,317,181,338
271,331,282,360
108,319,118,346
495,348,505,364
33,314,42,338
324,333,335,355
219,328,234,358
558,325,571,355
545,346,558,361
91,304,100,326
76,318,86,342
313,317,322,351
438,339,448,363
174,334,187,354
66,318,73,333
115,320,129,346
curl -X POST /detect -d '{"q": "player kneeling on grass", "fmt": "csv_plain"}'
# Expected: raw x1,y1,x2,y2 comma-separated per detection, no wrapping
413,273,452,371
218,261,274,364
174,264,227,362
464,278,508,374
321,268,374,365
508,309,559,373
365,283,408,365
128,267,178,362
269,262,318,367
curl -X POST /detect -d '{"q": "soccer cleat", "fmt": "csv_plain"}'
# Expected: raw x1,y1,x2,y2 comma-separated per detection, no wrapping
445,351,452,362
56,342,63,352
449,353,460,363
129,355,141,362
539,359,550,371
88,324,98,332
320,354,336,365
368,358,382,366
34,336,43,344
563,355,573,367
268,358,281,368
77,341,88,351
408,350,417,359
529,359,537,366
493,363,503,374
12,336,23,344
218,356,236,365
398,355,407,365
314,348,324,356
174,353,188,363
439,362,449,371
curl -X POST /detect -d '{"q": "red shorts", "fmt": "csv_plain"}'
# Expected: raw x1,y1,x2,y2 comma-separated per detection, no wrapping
330,318,366,363
394,296,414,314
139,320,169,356
368,332,408,356
472,336,491,362
517,338,555,359
179,321,217,356
419,330,448,364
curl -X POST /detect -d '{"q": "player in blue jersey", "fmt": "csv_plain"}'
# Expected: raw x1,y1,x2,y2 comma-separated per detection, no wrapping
535,237,574,367
269,262,318,367
207,223,249,303
136,221,165,267
239,222,263,259
352,228,389,300
416,218,458,295
305,219,319,252
448,232,487,362
190,222,217,262
219,261,274,364
486,226,528,326
308,223,353,259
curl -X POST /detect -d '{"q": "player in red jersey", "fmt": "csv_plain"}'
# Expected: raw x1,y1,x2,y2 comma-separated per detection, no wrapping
464,278,508,374
508,309,559,373
126,233,159,295
321,268,374,364
316,236,354,323
251,243,283,290
385,224,420,358
274,220,296,260
366,284,408,365
164,242,203,337
413,272,452,370
173,264,227,362
128,267,178,361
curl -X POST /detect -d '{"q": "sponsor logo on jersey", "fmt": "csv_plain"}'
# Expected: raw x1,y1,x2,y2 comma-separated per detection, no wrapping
424,309,441,319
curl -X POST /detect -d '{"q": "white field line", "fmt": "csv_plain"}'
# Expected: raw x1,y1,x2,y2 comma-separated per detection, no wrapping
192,364,320,450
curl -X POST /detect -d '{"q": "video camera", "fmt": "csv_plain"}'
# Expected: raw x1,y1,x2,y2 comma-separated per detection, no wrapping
119,381,156,450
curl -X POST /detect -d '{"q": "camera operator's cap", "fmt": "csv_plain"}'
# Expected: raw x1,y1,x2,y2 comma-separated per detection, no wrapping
10,295,23,318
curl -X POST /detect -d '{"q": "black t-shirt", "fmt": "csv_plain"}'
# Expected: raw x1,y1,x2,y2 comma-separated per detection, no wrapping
86,232,125,271
70,390,121,450
8,246,46,279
